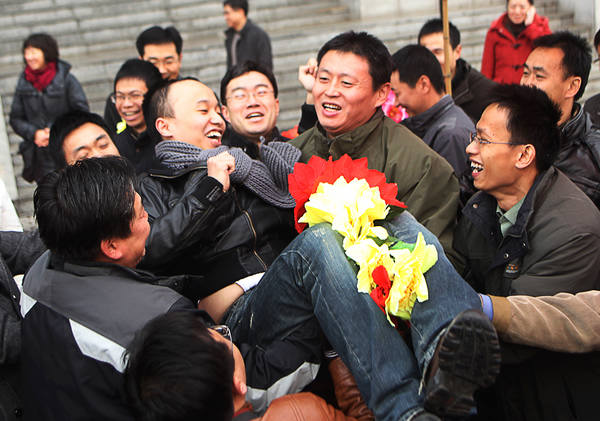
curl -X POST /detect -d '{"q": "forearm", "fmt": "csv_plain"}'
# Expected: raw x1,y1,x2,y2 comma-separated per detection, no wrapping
490,292,600,353
198,283,244,323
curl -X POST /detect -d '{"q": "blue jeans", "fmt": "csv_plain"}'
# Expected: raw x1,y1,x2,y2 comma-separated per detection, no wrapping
225,211,480,421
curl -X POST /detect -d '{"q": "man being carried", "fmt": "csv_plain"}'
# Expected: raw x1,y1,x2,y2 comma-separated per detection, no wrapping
391,45,473,176
418,19,496,123
521,31,600,208
454,84,600,420
291,31,460,262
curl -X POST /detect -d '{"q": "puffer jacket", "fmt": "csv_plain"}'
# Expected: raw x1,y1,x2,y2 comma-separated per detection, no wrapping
481,13,551,84
555,103,600,209
138,165,296,300
9,60,88,182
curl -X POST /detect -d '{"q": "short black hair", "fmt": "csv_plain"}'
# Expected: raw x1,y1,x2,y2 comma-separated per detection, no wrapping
418,19,461,50
223,0,248,15
113,58,162,92
136,26,183,57
532,31,591,101
594,28,600,50
34,156,136,262
49,110,113,169
487,84,560,172
392,45,445,95
125,311,234,421
23,33,59,64
220,61,278,106
317,31,392,91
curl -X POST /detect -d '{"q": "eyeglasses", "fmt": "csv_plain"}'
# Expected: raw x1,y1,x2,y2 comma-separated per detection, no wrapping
469,132,518,146
111,92,145,104
226,87,274,104
210,324,233,354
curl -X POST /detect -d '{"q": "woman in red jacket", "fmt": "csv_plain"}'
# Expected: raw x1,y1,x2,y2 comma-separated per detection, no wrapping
481,0,551,84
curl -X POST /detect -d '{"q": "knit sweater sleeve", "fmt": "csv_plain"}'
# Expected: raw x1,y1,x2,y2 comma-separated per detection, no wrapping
259,141,301,191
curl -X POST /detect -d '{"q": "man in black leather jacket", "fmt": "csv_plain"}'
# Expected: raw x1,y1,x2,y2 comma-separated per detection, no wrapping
521,31,600,208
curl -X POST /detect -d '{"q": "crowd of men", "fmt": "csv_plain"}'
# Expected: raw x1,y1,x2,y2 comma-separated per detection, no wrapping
2,1,600,420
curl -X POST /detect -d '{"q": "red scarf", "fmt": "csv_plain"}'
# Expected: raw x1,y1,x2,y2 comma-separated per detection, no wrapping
25,61,57,92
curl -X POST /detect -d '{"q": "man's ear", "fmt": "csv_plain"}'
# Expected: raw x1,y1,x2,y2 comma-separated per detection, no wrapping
515,144,536,169
454,44,463,60
418,75,431,93
565,76,582,100
232,373,247,398
221,105,231,122
375,82,390,107
99,238,123,261
155,117,172,138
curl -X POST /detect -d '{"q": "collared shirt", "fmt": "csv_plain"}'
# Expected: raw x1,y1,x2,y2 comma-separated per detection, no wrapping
496,196,525,237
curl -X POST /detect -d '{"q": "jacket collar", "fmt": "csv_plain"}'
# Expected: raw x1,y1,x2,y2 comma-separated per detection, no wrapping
452,59,472,102
560,102,588,148
401,95,454,138
225,18,254,37
463,167,556,265
312,108,384,158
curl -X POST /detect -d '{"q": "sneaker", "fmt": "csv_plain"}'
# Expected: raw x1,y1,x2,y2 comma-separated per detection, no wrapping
424,309,501,418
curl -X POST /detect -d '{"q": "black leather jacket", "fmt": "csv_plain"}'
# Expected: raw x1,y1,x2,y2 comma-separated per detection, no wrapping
555,103,600,209
138,165,296,299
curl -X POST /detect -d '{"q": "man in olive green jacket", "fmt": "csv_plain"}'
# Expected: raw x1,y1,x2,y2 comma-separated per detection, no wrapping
291,31,460,261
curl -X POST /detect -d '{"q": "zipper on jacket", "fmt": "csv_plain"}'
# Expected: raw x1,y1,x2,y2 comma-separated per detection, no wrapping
233,192,268,271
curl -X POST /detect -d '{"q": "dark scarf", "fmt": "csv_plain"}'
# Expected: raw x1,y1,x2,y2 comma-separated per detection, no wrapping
25,61,57,92
155,140,300,209
503,15,526,39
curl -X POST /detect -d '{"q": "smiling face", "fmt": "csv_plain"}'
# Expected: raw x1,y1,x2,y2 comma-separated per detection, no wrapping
313,51,388,138
24,46,46,71
115,192,150,268
390,70,425,116
158,80,226,149
142,43,181,80
507,0,532,25
466,105,523,198
62,123,120,165
115,78,147,133
222,71,279,142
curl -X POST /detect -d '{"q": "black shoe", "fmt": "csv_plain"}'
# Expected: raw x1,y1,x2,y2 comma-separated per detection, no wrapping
424,309,501,418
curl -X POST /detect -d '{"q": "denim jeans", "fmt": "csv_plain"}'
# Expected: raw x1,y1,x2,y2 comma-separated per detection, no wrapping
225,211,480,421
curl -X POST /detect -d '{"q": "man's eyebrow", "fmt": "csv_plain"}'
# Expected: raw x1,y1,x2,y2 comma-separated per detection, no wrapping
318,68,357,79
94,133,107,143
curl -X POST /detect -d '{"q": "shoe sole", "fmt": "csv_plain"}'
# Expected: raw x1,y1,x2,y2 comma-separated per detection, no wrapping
424,309,501,418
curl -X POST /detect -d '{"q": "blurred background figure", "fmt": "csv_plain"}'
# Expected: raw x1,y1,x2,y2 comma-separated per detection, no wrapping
9,33,89,184
481,0,551,84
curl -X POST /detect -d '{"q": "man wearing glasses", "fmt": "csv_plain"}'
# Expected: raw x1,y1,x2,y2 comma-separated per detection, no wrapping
220,61,288,158
454,84,600,421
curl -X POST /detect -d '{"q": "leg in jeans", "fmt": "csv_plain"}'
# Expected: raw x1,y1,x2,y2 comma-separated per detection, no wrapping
225,222,423,421
383,212,481,375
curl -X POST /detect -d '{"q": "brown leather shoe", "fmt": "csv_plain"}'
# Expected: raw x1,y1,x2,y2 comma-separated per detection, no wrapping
328,357,375,421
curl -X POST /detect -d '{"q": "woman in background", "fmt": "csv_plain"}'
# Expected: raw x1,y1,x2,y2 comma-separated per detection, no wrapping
481,0,551,84
9,33,88,183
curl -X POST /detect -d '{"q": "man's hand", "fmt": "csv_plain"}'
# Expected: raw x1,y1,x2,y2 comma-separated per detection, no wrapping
299,57,318,105
525,6,536,26
34,128,50,147
207,152,235,192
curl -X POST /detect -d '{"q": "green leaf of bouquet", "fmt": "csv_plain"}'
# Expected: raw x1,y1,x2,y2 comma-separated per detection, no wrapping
390,240,416,252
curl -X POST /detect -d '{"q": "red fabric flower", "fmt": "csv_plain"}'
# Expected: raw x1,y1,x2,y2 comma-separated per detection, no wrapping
288,154,406,233
370,265,391,313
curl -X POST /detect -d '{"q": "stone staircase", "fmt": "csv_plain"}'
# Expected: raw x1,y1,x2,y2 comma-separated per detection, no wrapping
0,0,595,229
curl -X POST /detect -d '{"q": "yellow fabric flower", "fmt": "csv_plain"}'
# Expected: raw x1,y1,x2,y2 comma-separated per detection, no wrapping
345,239,394,293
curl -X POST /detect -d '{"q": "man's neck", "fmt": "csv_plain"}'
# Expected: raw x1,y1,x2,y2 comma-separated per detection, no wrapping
559,100,575,126
493,172,537,211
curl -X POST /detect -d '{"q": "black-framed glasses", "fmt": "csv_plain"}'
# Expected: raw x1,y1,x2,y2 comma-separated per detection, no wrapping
469,132,518,146
226,87,274,104
210,324,233,354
